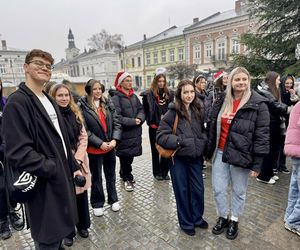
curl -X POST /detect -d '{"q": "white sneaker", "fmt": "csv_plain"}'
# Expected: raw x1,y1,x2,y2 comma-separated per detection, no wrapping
93,207,104,217
111,202,120,212
272,175,279,181
124,181,134,192
256,178,276,184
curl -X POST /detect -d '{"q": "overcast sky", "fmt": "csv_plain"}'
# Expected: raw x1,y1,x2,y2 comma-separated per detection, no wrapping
1,0,236,62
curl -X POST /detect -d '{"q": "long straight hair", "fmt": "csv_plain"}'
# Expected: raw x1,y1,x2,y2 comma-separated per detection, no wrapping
150,74,170,98
222,67,251,117
265,71,280,100
175,79,202,122
86,79,107,116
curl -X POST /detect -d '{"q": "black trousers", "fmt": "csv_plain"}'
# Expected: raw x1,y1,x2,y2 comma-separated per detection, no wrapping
0,186,8,221
88,150,118,208
149,127,169,177
34,240,62,250
278,134,287,170
119,156,134,181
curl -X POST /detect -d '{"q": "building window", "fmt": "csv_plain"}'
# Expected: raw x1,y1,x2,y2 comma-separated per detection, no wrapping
147,75,152,87
153,52,158,64
131,58,135,68
0,64,6,73
146,53,151,65
218,41,225,60
82,67,85,75
138,57,141,67
194,45,201,59
161,50,166,63
178,47,184,61
91,66,94,76
169,49,175,62
120,60,124,69
205,44,212,58
232,39,240,54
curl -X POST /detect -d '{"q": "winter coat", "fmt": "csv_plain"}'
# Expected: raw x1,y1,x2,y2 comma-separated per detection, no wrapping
140,89,174,126
2,82,78,244
206,91,270,172
196,90,211,123
74,126,91,194
110,90,145,157
284,101,300,158
78,96,122,148
156,103,207,159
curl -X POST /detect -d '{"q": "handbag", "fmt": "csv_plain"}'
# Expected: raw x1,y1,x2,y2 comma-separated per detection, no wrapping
155,114,179,159
2,159,37,203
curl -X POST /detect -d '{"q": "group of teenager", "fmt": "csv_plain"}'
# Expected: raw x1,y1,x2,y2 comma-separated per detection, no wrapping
0,48,299,250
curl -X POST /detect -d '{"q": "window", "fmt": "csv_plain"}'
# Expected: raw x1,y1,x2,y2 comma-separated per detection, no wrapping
82,67,85,75
169,49,175,62
161,50,166,63
218,41,225,60
153,52,158,64
178,47,184,61
131,58,135,68
0,64,6,73
137,57,141,67
146,53,151,65
194,45,201,59
205,44,212,58
147,75,152,87
232,39,240,54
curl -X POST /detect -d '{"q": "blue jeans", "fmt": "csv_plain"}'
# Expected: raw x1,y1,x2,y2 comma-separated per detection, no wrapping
212,150,250,219
284,157,300,230
169,156,204,230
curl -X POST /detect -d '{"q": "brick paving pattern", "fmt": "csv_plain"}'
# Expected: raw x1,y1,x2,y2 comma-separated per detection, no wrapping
1,125,299,249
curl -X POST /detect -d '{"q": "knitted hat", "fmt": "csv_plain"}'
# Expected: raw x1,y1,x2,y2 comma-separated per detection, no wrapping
213,70,225,82
155,67,167,76
114,71,132,86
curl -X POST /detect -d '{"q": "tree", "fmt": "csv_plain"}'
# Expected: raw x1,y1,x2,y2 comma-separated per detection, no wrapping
232,0,300,76
167,63,197,81
88,29,124,51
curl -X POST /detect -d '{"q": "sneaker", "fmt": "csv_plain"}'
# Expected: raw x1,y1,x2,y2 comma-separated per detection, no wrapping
284,223,300,236
0,220,12,240
111,202,120,212
273,168,278,174
9,211,24,230
279,168,290,174
124,181,134,192
256,178,276,184
78,229,89,238
154,175,164,181
271,175,279,181
93,207,104,217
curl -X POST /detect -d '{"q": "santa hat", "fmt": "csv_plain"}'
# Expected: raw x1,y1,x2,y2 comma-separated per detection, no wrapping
213,70,225,82
114,71,132,86
155,67,167,76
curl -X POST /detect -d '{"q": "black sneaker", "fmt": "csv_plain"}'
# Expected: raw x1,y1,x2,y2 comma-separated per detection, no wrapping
0,219,12,240
279,167,290,174
226,220,239,240
9,211,24,230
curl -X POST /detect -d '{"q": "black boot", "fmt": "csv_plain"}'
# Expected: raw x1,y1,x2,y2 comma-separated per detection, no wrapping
0,219,12,240
9,211,24,230
226,220,239,240
212,217,229,235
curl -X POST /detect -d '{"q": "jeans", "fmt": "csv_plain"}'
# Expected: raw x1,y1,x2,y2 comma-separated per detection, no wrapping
212,150,250,219
284,157,300,230
89,150,118,208
149,127,169,177
169,156,204,230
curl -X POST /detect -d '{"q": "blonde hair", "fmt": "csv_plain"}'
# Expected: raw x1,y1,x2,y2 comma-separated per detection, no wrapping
50,83,84,125
222,67,251,117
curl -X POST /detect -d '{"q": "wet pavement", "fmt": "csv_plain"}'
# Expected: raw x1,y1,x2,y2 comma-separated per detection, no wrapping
1,124,299,249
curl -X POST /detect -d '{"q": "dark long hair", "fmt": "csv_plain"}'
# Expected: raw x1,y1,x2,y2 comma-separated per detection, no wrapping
175,79,202,122
150,74,170,98
265,71,280,100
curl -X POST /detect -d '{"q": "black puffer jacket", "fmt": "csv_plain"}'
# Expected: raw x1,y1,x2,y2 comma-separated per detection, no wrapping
207,91,270,172
111,90,145,157
140,89,174,126
156,103,207,158
78,96,122,148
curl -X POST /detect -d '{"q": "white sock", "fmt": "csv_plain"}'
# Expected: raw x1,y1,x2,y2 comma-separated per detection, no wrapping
231,216,238,222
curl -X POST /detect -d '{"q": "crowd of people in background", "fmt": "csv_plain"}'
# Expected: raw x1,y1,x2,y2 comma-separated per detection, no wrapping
0,48,299,249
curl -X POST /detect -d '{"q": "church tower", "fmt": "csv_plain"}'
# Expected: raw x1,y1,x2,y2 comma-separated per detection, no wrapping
65,28,80,61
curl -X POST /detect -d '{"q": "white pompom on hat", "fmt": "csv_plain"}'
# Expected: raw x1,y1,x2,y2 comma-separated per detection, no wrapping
155,67,167,76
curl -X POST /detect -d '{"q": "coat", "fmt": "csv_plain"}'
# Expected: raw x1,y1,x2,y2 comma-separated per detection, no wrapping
206,91,270,172
156,103,207,158
284,101,300,158
78,96,122,148
2,82,78,244
74,126,91,194
111,90,145,157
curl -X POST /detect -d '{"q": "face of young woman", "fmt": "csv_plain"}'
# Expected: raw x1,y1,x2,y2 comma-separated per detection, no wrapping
92,82,103,100
157,77,165,89
285,78,293,91
181,84,195,105
275,76,281,89
55,87,70,108
231,72,249,95
222,73,229,86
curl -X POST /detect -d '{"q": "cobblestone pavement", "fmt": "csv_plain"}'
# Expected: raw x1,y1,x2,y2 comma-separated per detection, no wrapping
1,124,299,249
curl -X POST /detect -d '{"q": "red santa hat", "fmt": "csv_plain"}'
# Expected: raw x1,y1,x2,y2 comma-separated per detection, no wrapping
213,70,225,82
114,71,132,87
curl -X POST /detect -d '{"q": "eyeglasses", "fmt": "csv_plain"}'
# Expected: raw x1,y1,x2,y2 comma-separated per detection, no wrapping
28,60,54,71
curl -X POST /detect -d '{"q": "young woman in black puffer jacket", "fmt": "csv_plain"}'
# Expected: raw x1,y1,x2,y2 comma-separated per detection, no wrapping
156,79,208,237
